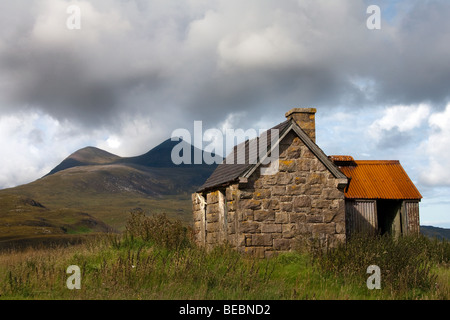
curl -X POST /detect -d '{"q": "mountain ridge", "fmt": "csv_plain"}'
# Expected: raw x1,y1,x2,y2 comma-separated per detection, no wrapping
0,137,220,245
46,138,217,176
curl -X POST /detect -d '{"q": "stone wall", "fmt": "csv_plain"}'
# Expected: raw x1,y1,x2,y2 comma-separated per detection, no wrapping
193,131,346,257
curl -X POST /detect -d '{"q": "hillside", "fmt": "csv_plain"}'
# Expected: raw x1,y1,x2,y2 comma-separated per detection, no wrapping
0,138,219,245
421,225,450,240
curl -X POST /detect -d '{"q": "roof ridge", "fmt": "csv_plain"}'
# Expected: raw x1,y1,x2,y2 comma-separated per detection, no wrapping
353,160,400,164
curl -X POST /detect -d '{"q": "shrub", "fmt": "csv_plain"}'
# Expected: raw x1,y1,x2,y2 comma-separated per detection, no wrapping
124,209,193,251
308,234,449,295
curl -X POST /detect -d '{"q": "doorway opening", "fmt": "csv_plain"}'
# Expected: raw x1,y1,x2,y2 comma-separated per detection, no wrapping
376,199,403,236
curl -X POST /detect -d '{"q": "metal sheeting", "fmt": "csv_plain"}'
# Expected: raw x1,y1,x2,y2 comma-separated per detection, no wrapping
345,200,378,236
338,161,422,200
405,201,420,234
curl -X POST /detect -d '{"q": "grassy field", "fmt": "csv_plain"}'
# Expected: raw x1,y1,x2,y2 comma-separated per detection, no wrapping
0,189,192,248
0,213,448,300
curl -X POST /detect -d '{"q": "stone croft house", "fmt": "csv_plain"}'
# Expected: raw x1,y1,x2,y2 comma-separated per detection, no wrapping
192,108,422,257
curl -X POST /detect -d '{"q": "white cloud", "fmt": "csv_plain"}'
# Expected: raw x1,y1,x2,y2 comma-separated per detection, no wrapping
0,112,86,188
420,104,450,186
94,116,170,157
368,104,431,141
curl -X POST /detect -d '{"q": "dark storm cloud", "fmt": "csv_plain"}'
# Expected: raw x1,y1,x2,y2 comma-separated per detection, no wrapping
0,0,449,131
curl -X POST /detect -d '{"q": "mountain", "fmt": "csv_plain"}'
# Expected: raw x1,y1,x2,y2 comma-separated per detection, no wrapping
0,138,220,246
420,225,450,240
46,147,121,176
46,138,211,175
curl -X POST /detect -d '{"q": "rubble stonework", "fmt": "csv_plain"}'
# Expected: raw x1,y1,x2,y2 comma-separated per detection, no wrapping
193,131,346,258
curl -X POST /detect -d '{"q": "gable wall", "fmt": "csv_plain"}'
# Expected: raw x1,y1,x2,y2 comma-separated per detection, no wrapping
193,131,346,257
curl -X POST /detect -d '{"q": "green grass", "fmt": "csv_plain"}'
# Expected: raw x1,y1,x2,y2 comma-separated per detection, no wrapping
0,214,448,300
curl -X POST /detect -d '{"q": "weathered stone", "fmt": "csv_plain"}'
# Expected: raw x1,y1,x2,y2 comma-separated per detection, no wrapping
324,210,337,223
276,173,293,185
309,185,322,195
207,222,219,232
227,223,236,234
254,210,275,222
324,188,344,200
282,224,296,239
206,203,219,215
308,173,325,185
306,214,324,223
254,189,271,200
273,239,290,251
254,247,266,259
226,187,237,201
206,212,219,223
241,247,254,255
313,199,330,209
336,222,345,234
241,209,254,221
240,199,262,210
240,191,253,199
293,176,306,185
262,175,277,186
286,184,303,195
240,221,260,233
287,146,302,158
291,137,302,146
280,202,293,211
290,212,306,223
279,160,296,172
293,196,311,211
296,222,309,235
302,149,315,159
261,199,278,211
311,223,336,235
275,212,289,223
206,232,218,244
207,191,219,204
227,200,236,211
265,250,277,259
334,233,346,243
272,186,286,196
252,234,273,246
271,233,282,239
261,223,282,233
193,211,203,222
193,221,202,231
297,159,312,172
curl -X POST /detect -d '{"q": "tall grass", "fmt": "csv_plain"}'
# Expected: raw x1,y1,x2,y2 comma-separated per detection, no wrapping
0,212,448,300
124,209,192,251
307,233,450,298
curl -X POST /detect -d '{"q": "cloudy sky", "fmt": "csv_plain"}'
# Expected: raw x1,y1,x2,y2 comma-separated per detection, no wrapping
0,0,449,227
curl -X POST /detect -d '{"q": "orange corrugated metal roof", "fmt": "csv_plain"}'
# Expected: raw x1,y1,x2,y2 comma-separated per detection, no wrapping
334,159,422,200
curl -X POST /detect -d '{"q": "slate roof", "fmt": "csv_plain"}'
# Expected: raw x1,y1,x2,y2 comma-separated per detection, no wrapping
197,119,347,192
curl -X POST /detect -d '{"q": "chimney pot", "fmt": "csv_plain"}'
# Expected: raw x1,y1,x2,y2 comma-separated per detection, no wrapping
285,108,317,142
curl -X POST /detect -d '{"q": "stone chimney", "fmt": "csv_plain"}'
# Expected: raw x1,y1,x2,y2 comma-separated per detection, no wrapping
285,108,317,142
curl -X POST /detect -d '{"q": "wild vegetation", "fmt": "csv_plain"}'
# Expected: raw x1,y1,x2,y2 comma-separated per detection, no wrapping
0,212,448,300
